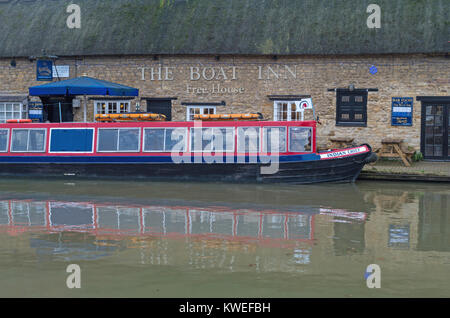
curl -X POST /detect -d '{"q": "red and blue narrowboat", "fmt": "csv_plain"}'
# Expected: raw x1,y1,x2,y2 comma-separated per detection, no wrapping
0,114,376,183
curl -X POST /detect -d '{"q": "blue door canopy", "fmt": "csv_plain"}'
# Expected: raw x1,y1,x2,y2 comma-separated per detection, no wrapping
29,76,139,96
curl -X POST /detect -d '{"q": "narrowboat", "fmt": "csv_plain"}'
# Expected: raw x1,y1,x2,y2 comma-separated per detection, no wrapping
0,113,377,183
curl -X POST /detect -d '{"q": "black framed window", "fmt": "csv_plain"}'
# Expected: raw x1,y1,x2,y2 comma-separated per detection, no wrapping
336,89,368,126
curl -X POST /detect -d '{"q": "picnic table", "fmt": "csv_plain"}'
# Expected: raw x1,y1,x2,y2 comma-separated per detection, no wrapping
329,137,354,149
375,138,413,167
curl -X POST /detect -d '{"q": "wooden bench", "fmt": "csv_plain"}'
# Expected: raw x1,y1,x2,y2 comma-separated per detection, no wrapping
329,137,354,149
376,138,412,167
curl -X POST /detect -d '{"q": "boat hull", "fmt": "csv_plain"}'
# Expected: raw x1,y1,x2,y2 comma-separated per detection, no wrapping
0,146,377,184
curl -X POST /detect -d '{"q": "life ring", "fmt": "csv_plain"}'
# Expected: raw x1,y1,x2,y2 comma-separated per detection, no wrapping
6,119,33,124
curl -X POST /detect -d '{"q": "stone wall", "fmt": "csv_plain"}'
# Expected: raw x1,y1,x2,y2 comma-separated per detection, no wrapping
0,54,448,151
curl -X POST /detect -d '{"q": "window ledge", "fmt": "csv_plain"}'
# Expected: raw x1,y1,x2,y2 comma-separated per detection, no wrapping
336,122,367,127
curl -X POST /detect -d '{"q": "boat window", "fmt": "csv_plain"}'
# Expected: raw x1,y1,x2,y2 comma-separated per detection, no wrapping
98,129,118,152
97,128,140,152
144,128,165,151
11,129,46,152
289,127,312,152
50,129,94,152
263,127,286,153
144,128,187,152
237,127,260,153
0,129,9,152
190,127,234,152
165,128,186,152
118,129,140,152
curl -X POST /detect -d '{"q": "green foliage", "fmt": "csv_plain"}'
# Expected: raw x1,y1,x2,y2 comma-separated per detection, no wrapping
413,151,424,162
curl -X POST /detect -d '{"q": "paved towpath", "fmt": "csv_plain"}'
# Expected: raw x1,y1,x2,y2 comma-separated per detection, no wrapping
359,160,450,182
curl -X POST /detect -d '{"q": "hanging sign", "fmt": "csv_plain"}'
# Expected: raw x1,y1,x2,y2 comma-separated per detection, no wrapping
391,97,413,126
36,60,53,81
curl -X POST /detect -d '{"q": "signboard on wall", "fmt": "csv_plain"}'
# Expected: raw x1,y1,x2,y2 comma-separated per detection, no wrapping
36,60,53,81
391,97,413,126
52,65,70,78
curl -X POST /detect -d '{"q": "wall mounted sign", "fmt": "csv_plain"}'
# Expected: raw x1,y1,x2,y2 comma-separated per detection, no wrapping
52,65,70,78
36,60,53,81
391,97,413,126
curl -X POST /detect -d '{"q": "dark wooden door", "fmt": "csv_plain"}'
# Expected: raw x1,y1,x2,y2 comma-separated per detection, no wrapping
421,103,449,160
146,99,172,121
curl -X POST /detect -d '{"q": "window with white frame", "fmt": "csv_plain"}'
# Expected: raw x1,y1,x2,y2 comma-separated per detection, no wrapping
94,100,131,117
0,129,9,152
190,127,235,152
144,128,187,152
11,129,46,152
289,127,312,152
97,128,140,152
0,102,27,123
237,127,260,153
273,101,302,121
263,127,287,153
186,106,216,121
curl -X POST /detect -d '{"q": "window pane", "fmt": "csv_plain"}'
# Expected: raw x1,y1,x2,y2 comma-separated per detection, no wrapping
108,102,117,114
144,129,165,151
213,128,234,152
118,129,140,151
237,127,260,153
98,129,118,151
165,128,186,152
263,127,286,152
28,130,46,152
0,130,8,152
11,130,29,152
354,113,363,120
190,128,202,152
201,128,213,151
289,127,312,152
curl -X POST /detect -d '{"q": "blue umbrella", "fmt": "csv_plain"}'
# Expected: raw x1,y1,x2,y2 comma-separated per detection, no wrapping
29,76,139,96
29,76,139,122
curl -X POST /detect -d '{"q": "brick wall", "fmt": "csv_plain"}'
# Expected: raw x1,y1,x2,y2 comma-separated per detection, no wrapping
0,54,448,151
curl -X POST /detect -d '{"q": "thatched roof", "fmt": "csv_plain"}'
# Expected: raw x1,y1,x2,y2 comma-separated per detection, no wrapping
0,0,448,58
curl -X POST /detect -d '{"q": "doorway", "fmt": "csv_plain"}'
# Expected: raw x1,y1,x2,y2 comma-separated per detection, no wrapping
419,97,450,160
40,96,74,123
146,99,173,121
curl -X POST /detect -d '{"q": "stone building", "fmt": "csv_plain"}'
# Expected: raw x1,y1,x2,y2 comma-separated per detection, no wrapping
0,0,448,159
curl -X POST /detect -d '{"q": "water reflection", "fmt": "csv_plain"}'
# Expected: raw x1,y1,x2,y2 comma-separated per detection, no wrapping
0,199,371,266
418,193,449,252
0,180,448,297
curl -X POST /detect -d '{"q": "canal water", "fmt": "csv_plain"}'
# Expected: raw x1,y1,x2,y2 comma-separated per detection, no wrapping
0,178,448,298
